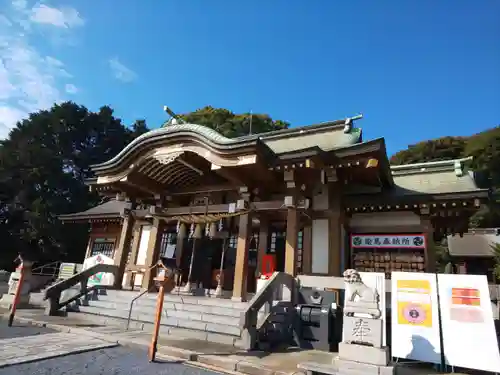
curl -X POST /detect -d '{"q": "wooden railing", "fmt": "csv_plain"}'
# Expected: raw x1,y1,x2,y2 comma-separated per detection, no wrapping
44,263,118,315
239,272,295,350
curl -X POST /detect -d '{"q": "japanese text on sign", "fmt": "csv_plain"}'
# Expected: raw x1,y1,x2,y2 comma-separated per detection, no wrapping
351,234,426,249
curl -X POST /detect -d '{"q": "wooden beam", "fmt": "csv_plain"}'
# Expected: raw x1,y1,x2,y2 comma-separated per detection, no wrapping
142,200,285,217
211,165,247,187
169,184,234,196
120,172,165,196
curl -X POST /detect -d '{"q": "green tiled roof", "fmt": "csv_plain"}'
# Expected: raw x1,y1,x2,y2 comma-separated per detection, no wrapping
59,200,130,221
141,121,362,154
92,119,364,171
144,123,234,144
390,157,482,196
263,127,362,154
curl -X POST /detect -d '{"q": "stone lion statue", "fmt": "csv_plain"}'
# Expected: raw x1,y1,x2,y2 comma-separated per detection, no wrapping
343,269,379,304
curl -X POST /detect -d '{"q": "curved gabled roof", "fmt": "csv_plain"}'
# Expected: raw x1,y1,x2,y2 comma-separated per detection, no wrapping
90,119,363,173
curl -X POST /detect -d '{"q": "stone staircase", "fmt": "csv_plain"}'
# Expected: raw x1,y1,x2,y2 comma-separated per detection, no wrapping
42,288,249,346
29,287,294,348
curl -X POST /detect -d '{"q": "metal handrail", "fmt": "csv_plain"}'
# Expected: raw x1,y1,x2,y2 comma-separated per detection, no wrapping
126,283,157,330
125,262,167,331
32,261,61,277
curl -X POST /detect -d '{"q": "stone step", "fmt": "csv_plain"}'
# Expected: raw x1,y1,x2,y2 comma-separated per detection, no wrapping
76,304,242,336
89,297,246,318
103,290,249,309
84,299,241,327
69,309,243,346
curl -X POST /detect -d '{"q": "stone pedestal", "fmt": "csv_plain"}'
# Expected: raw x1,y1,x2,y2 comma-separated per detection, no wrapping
336,317,395,375
0,267,33,309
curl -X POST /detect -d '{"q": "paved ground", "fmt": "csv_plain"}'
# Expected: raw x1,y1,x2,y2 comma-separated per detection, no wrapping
0,346,224,375
0,312,223,375
0,332,118,368
0,317,56,339
1,308,458,375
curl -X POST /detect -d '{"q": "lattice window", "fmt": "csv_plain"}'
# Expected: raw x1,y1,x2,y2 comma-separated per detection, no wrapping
269,231,285,253
90,238,115,258
228,235,238,249
159,231,177,259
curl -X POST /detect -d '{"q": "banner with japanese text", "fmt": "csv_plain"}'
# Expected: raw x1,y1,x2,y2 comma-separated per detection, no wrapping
391,272,442,364
351,234,426,249
437,274,500,373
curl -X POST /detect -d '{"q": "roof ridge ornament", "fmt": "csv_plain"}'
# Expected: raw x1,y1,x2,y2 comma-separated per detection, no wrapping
454,159,464,177
343,114,363,133
163,106,186,125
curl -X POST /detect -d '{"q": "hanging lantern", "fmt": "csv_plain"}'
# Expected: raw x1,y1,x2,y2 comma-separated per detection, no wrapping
205,222,210,236
193,224,203,239
178,222,187,239
209,221,218,239
189,223,195,238
218,218,224,232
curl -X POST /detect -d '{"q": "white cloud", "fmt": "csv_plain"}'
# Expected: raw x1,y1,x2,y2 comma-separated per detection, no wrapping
30,4,84,29
0,1,83,139
108,57,137,83
65,83,78,94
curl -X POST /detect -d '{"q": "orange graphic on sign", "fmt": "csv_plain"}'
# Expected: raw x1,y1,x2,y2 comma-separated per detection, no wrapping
450,287,483,323
451,288,480,306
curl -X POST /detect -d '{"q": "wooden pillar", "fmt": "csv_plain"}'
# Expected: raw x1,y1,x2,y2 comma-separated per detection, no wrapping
122,222,142,288
256,216,269,276
421,216,436,273
84,233,93,260
328,183,343,277
175,230,185,269
328,213,342,276
128,223,142,266
302,225,312,274
232,213,252,302
285,208,299,276
113,212,135,289
142,218,165,290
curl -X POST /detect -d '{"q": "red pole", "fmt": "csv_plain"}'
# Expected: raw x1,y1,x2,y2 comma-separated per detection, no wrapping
8,262,25,327
148,281,165,362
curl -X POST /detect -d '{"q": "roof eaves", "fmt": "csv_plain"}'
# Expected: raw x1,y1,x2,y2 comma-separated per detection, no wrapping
391,156,473,176
58,212,123,221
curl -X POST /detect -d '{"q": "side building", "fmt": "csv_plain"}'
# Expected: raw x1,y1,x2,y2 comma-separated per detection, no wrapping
59,118,489,300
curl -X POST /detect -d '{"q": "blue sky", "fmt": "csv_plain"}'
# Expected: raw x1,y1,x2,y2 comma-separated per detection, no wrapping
0,0,498,155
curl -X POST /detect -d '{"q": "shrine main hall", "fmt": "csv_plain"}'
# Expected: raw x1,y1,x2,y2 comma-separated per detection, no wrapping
60,116,488,301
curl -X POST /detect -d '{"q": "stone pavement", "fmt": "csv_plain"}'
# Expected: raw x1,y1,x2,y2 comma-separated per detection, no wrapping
0,346,224,375
2,308,453,375
0,332,118,368
0,317,56,339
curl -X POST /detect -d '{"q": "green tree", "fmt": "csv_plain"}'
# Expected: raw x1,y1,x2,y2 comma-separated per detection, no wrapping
171,106,289,137
0,102,149,269
391,126,500,229
390,136,466,165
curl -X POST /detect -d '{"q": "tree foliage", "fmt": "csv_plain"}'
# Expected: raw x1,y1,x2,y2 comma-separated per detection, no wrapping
176,106,289,137
0,103,287,269
391,126,500,228
0,102,149,269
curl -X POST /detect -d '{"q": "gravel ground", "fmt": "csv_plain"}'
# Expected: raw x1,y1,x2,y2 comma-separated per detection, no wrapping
0,346,223,375
0,317,56,339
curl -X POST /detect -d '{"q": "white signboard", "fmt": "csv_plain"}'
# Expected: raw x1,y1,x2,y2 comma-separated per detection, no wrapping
391,272,442,364
351,234,426,249
83,253,115,286
437,274,500,373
